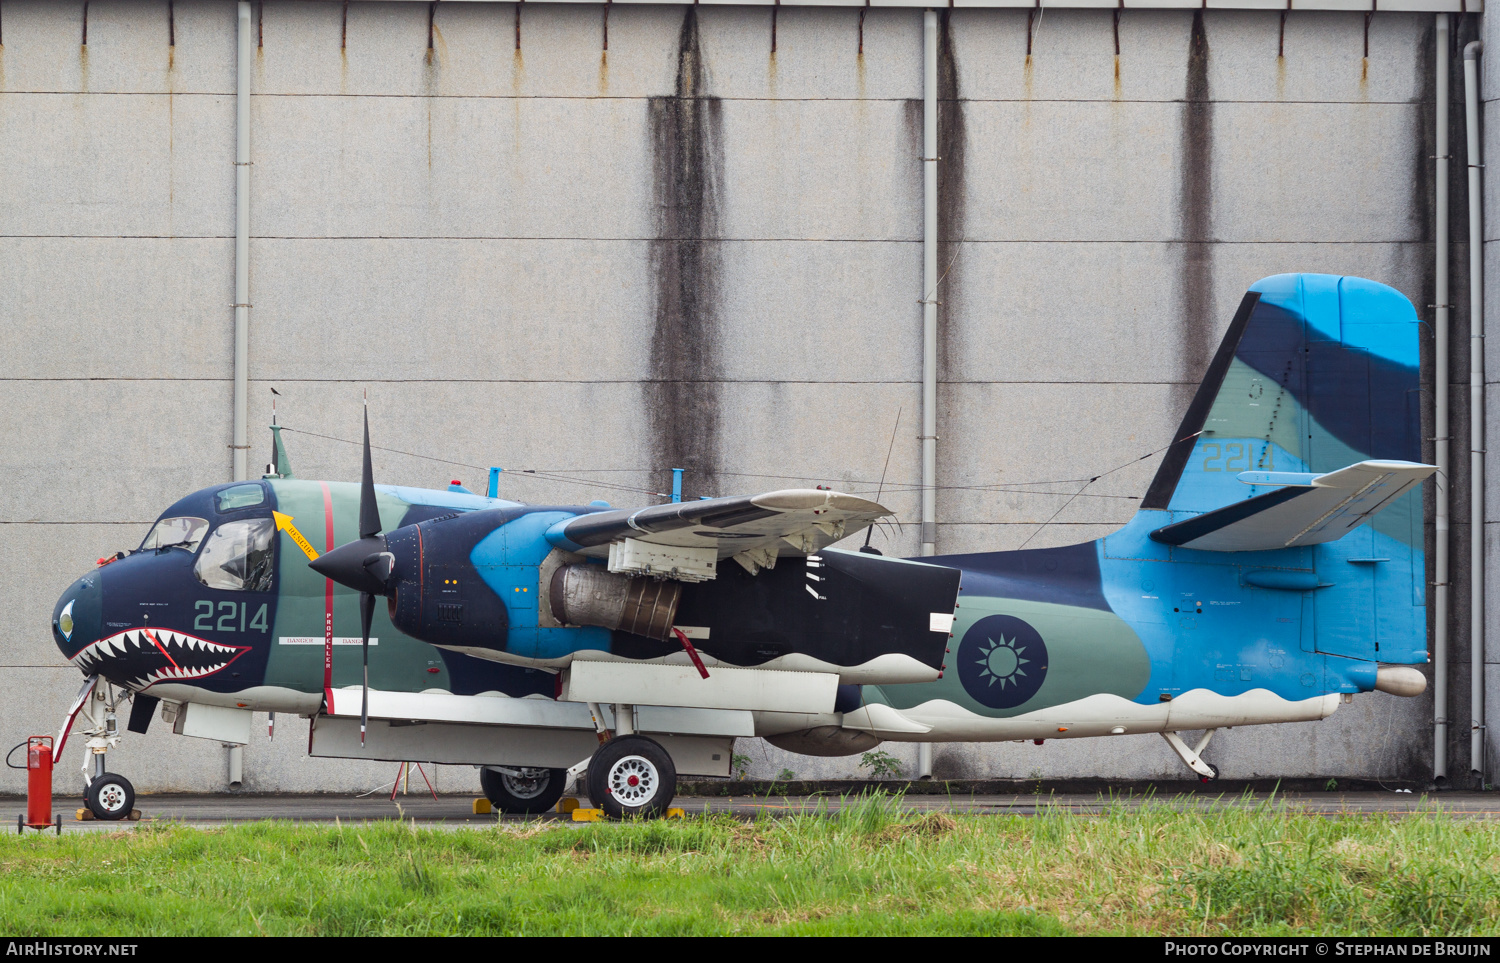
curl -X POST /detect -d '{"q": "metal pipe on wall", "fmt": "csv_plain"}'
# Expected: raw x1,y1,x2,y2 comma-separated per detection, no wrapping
916,9,940,778
1464,39,1486,780
1435,12,1451,782
233,1,252,482
921,9,938,558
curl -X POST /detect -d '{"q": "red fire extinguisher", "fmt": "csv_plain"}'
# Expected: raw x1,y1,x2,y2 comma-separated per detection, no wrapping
18,736,61,835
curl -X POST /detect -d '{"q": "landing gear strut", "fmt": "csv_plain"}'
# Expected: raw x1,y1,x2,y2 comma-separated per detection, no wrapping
1161,729,1219,782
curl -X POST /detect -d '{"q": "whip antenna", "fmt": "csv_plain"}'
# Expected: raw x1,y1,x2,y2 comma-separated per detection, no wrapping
862,407,902,553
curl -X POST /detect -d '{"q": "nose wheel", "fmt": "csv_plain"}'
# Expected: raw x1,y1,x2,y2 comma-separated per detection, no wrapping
85,773,135,820
586,735,676,819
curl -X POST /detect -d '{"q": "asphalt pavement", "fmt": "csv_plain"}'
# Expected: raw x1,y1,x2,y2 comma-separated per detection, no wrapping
8,789,1499,833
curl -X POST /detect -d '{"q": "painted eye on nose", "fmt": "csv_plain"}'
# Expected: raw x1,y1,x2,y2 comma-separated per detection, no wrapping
58,600,75,642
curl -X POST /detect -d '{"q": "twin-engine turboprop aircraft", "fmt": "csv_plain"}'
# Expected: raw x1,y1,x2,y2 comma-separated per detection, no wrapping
47,273,1434,820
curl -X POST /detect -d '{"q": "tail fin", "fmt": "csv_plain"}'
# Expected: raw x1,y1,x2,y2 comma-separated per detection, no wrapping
1142,273,1422,514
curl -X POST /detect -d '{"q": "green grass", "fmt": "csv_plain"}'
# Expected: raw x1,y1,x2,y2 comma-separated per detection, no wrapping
1,793,1497,936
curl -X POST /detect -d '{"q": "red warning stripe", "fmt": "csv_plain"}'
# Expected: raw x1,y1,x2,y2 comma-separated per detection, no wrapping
321,481,335,694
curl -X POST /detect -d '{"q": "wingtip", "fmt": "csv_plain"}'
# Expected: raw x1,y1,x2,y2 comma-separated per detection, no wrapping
751,489,891,515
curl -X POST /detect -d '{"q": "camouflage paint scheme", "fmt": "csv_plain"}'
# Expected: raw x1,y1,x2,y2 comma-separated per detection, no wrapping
49,274,1426,751
864,274,1424,737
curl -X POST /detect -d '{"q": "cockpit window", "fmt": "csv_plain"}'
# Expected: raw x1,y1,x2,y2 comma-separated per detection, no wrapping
140,516,210,553
193,518,276,592
216,484,266,512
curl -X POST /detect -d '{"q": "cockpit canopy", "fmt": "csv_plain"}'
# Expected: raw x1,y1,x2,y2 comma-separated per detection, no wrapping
139,482,278,593
194,518,275,592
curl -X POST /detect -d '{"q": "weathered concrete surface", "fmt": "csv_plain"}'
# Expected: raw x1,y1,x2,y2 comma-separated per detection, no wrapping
0,1,1461,792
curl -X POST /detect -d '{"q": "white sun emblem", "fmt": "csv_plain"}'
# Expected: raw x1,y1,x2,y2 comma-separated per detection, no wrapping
976,634,1030,689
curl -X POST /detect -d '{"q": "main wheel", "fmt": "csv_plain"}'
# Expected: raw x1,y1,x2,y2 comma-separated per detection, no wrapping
85,773,134,820
1199,763,1220,784
479,766,566,815
586,735,676,819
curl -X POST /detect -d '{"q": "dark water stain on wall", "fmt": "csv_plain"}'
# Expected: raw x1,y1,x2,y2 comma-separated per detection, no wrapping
1174,11,1214,416
1406,17,1442,782
1408,20,1439,754
646,8,725,499
936,10,967,384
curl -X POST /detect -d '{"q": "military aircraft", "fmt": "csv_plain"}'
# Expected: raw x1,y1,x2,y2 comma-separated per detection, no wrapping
46,272,1433,820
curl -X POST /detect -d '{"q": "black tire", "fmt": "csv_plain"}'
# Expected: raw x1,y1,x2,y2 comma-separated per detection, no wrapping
1199,763,1220,784
586,735,676,819
479,766,566,815
86,773,134,820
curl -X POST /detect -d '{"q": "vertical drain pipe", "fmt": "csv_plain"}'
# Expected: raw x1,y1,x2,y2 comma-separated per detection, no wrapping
1434,12,1451,783
232,1,252,482
912,13,936,780
920,10,938,559
1465,39,1486,780
917,10,940,782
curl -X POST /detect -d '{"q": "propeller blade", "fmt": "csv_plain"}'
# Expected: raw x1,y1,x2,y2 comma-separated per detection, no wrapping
360,590,375,748
359,405,381,541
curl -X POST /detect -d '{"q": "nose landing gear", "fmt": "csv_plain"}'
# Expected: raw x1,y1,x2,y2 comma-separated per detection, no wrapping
63,677,140,821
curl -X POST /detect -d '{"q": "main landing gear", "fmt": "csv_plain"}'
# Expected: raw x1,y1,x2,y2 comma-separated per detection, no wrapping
578,702,677,819
480,704,679,820
479,766,567,815
587,735,677,819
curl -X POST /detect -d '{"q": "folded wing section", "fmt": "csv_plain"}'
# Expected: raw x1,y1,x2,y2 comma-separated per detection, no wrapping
545,489,890,575
1148,460,1435,552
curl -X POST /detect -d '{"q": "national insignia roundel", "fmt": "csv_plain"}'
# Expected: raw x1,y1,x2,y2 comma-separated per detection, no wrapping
956,614,1049,710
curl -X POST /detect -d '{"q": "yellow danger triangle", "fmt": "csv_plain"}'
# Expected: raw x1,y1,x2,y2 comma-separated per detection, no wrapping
273,511,320,562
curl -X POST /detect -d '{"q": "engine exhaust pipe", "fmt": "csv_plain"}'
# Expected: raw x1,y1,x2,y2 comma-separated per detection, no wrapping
549,565,682,641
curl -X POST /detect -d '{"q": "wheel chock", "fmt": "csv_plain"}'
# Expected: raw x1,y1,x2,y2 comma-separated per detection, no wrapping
556,797,580,814
472,798,492,815
665,808,685,820
571,808,604,822
128,810,141,822
75,808,94,822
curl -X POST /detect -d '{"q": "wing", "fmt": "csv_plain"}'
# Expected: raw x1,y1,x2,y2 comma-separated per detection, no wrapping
1148,460,1434,552
545,489,891,579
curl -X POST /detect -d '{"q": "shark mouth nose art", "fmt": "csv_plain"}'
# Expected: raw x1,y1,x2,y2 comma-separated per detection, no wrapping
71,628,249,688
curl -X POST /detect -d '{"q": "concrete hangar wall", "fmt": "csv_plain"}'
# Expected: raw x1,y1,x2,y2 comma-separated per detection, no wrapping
0,0,1485,793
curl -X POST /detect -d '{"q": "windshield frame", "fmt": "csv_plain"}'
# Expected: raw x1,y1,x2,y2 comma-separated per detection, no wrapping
138,516,211,554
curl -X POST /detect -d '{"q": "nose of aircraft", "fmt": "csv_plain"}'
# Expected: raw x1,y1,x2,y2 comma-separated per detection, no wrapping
53,570,103,663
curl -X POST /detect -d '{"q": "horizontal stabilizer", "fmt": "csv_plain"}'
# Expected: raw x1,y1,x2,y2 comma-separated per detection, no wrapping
1149,460,1434,552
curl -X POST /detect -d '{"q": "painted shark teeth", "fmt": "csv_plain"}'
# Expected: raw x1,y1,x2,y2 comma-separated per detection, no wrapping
72,627,248,688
